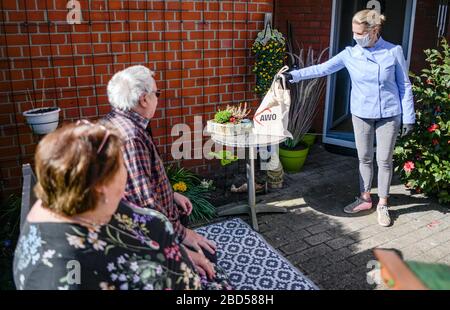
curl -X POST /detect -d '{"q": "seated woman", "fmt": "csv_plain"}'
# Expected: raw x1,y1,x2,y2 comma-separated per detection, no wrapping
13,121,232,290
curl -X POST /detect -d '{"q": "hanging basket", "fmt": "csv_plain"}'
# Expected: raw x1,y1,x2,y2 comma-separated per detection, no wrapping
23,107,61,135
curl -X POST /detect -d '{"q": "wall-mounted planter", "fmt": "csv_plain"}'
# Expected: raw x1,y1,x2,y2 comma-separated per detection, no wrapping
23,107,61,135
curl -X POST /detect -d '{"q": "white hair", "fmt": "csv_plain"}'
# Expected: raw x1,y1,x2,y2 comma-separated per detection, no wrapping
107,65,155,110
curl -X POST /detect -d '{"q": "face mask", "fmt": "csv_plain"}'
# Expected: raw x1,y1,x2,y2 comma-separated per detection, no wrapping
353,33,371,47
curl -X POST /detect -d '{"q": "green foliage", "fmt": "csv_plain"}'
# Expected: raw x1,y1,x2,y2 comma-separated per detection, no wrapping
214,110,232,124
165,165,217,224
0,194,21,290
183,187,216,224
208,151,238,166
251,25,287,96
165,165,200,189
394,39,450,204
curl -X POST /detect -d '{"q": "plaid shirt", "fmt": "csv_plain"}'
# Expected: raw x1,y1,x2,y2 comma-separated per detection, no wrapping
104,108,186,242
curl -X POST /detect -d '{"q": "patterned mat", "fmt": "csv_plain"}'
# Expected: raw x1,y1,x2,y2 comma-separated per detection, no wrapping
196,218,318,290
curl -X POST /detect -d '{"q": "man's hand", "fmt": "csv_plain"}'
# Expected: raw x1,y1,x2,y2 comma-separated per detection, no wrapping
183,228,217,255
185,247,216,280
401,124,414,137
174,192,193,216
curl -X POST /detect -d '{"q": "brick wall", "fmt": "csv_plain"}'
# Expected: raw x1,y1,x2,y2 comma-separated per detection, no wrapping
0,0,273,199
274,0,446,134
274,0,332,134
409,0,446,73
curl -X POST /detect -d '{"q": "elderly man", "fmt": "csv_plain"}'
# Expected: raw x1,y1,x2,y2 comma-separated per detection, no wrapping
104,65,217,279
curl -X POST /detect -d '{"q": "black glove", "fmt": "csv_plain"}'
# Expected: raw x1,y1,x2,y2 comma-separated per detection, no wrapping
282,72,293,81
400,124,414,137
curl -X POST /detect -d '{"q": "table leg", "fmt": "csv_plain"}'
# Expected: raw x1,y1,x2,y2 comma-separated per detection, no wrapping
247,146,259,231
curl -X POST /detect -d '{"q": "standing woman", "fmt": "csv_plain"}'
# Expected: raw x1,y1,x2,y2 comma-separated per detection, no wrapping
284,10,415,227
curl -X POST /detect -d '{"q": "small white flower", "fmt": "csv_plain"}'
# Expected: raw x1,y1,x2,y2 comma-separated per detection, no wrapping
133,274,140,283
110,273,118,281
58,285,69,290
43,249,55,259
117,256,126,265
87,232,99,243
87,232,106,251
107,263,116,272
118,274,127,282
156,265,163,275
20,274,25,285
120,283,129,290
200,179,213,189
31,253,40,265
143,283,154,290
66,234,86,249
130,261,139,272
42,249,56,267
92,239,107,251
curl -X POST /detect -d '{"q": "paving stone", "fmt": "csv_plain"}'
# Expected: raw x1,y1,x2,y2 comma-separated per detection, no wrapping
264,236,289,249
233,145,450,289
284,229,312,242
347,251,377,268
321,260,356,278
326,247,354,262
279,240,310,255
304,232,333,246
298,256,332,274
289,244,334,264
326,236,356,250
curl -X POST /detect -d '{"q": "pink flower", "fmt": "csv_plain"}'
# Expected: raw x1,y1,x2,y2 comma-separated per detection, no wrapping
427,124,439,133
404,161,415,173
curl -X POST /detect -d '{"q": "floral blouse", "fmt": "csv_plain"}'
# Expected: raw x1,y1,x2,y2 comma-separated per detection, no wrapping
13,200,232,290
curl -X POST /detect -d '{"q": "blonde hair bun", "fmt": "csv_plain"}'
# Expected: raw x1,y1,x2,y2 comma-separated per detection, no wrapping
353,9,386,29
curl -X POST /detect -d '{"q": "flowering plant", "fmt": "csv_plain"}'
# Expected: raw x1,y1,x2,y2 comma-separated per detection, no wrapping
213,102,251,124
251,24,286,96
394,39,450,204
173,181,187,193
165,165,216,223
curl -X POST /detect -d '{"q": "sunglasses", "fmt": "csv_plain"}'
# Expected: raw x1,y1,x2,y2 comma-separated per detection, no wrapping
75,119,111,155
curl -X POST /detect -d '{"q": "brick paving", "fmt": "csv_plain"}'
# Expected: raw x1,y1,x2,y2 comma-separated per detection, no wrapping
238,144,449,290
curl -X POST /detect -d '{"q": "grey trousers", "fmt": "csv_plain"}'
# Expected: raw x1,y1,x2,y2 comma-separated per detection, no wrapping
352,114,401,199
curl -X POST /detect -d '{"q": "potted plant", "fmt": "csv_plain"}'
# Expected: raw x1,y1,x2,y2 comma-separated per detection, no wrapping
394,38,450,204
23,87,60,135
206,102,252,136
301,129,317,147
277,38,328,173
251,22,287,96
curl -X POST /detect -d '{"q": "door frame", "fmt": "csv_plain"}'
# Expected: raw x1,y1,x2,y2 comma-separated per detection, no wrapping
322,0,418,149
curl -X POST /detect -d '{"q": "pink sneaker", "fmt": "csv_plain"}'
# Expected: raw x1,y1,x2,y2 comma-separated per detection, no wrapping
343,197,373,214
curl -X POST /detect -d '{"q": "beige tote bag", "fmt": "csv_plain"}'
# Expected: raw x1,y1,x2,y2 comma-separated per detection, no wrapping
253,66,293,139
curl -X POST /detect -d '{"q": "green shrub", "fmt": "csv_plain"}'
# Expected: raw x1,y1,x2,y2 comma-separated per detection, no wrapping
394,39,450,204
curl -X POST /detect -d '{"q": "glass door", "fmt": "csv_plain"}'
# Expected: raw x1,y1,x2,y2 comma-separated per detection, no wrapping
323,0,417,149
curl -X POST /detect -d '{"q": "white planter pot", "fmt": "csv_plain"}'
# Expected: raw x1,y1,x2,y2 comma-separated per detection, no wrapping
23,107,61,135
207,120,242,136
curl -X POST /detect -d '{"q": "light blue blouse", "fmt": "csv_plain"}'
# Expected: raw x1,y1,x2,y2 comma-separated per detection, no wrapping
290,37,415,124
